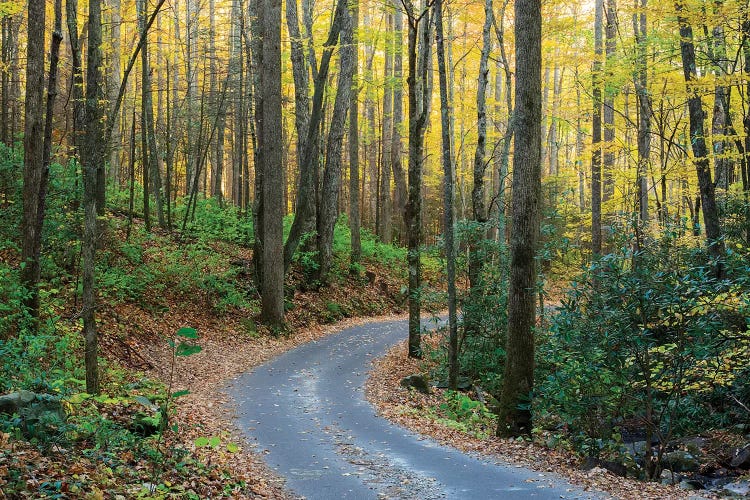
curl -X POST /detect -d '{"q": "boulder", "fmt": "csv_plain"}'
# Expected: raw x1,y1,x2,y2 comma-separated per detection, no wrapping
664,450,701,473
0,391,65,441
720,479,750,497
0,390,36,415
400,374,431,394
678,479,705,491
730,443,750,469
660,469,681,485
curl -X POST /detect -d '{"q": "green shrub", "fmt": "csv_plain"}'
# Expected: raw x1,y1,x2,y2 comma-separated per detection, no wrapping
537,225,750,466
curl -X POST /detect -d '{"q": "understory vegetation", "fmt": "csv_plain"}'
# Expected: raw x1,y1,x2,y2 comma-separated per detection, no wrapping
0,148,435,497
422,203,750,483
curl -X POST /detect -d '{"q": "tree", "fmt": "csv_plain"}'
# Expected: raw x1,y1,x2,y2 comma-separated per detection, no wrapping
435,0,458,390
19,0,47,319
316,3,355,282
349,0,362,266
255,0,285,326
81,0,105,394
497,0,541,437
403,0,433,359
634,0,650,226
591,0,603,255
675,1,724,274
465,0,493,339
283,0,348,273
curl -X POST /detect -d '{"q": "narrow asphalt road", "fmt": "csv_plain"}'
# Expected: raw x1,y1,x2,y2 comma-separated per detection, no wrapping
229,318,603,499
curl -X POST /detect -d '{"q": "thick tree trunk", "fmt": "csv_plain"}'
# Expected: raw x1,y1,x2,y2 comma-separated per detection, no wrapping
20,0,47,319
82,0,105,394
497,0,541,437
256,0,285,326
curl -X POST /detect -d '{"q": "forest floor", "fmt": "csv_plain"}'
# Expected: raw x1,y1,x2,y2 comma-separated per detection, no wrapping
366,337,710,500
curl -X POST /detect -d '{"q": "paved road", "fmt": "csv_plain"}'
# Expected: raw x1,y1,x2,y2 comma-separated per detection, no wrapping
229,318,602,499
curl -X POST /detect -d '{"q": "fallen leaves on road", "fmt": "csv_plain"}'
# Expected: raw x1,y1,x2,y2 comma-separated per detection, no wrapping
365,338,708,500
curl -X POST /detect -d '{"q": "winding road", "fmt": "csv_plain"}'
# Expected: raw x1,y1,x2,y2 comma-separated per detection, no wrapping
229,317,602,499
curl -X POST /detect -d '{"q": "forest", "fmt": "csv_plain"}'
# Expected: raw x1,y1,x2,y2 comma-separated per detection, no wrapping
1,0,750,497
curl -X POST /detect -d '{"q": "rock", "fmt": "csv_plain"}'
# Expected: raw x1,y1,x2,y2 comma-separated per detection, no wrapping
660,469,681,485
664,450,701,473
678,479,704,491
0,391,65,441
730,443,750,469
400,375,431,394
627,440,650,457
581,457,628,477
720,479,750,497
679,436,709,458
0,390,36,415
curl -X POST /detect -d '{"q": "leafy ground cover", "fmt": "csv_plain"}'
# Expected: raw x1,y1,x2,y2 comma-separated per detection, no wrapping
0,185,443,498
366,336,693,500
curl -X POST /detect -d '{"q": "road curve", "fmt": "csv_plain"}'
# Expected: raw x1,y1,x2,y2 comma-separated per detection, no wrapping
228,318,602,499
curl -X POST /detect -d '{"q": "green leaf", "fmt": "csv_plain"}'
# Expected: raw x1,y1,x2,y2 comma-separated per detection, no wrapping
172,390,190,398
171,423,179,433
67,393,91,404
208,436,221,448
226,442,239,453
175,343,202,357
194,437,209,447
133,395,154,408
177,327,198,339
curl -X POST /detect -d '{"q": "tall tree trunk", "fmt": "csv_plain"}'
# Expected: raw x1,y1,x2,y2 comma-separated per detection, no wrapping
283,0,348,273
493,0,514,244
107,0,122,186
603,0,618,202
435,0,458,390
379,11,394,243
82,0,105,394
391,3,406,241
256,0,285,326
139,0,164,229
497,0,541,437
316,3,355,282
591,0,603,255
404,0,432,359
464,0,493,339
20,0,47,319
676,2,725,273
634,0,650,226
349,0,362,265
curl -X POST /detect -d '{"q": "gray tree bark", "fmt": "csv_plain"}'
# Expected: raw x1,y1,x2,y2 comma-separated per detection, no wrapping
591,0,603,255
404,0,432,358
316,3,355,282
435,0,458,390
497,0,541,437
256,0,285,326
349,0,362,265
20,0,47,319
